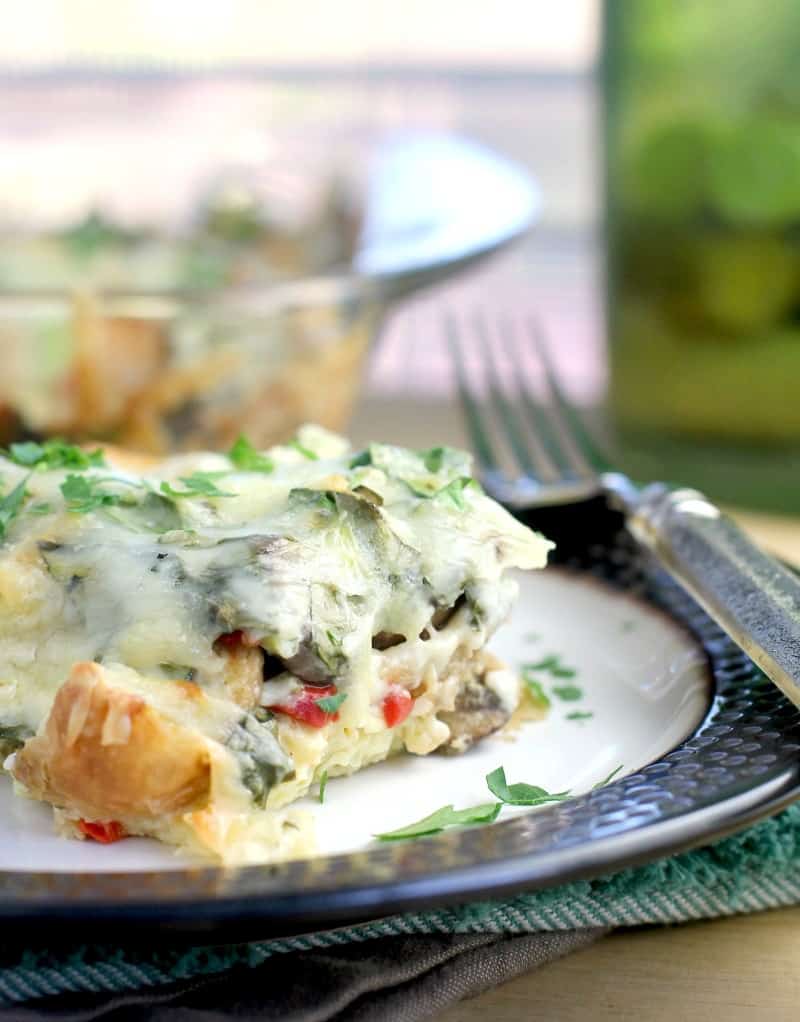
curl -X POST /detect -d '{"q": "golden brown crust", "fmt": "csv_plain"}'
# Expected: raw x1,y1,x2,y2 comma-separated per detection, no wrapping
13,662,211,821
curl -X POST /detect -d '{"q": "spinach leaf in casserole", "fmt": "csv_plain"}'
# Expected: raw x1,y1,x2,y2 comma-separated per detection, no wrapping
225,712,293,808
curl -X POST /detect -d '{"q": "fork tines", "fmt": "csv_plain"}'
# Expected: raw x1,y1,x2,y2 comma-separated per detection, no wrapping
448,313,602,508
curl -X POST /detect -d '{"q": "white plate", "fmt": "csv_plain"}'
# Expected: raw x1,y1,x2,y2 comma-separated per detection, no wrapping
0,567,709,872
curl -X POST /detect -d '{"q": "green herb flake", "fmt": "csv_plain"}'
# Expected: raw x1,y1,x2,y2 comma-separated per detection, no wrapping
417,445,470,476
314,491,337,513
315,691,347,714
228,435,274,474
288,438,319,461
526,654,574,676
523,677,551,710
422,446,446,473
60,474,125,514
375,802,502,841
566,710,593,722
7,442,43,467
27,502,52,516
404,478,440,498
404,475,480,507
0,477,28,541
348,450,372,469
8,439,106,471
160,472,236,500
525,654,576,679
552,684,584,702
318,769,329,804
486,766,570,807
593,765,623,789
325,630,342,649
439,478,468,510
437,476,480,510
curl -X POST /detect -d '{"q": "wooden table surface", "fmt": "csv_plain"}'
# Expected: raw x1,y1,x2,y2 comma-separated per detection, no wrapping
439,509,800,1021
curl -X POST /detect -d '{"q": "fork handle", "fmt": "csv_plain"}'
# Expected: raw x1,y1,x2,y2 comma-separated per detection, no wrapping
625,483,800,709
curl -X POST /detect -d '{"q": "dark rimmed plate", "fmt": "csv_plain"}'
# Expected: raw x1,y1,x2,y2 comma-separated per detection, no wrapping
0,497,798,944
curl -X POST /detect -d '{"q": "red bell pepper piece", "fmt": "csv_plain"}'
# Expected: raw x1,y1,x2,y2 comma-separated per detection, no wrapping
78,819,127,844
271,685,341,728
215,630,259,650
382,686,413,728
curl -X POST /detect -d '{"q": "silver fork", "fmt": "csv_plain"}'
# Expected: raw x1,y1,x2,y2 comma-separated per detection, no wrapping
450,312,800,711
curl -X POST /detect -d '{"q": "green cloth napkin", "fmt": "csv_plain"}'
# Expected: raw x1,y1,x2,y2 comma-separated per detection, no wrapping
3,803,800,1011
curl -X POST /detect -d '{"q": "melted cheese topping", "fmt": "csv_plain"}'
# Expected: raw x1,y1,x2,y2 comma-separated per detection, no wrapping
0,426,553,862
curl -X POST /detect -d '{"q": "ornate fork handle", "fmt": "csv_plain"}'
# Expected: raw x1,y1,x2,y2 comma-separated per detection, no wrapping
609,477,800,709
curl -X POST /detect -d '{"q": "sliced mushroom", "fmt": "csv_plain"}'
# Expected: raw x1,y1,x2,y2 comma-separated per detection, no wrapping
437,669,511,755
372,632,406,651
430,593,467,632
281,644,335,686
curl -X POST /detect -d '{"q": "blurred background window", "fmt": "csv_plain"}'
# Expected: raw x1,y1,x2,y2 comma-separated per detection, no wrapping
0,0,599,235
0,0,603,457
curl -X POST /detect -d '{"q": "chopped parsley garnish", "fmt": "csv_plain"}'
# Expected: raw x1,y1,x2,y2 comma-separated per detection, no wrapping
374,768,574,842
325,630,342,649
7,442,49,467
315,691,347,714
310,491,338,513
160,472,236,500
523,677,551,710
525,654,576,679
348,450,372,469
566,710,593,721
486,766,570,807
0,477,28,541
405,475,480,509
552,684,584,702
8,439,106,472
288,438,319,460
437,476,477,510
417,445,470,476
422,446,447,473
375,802,501,841
228,435,274,474
404,478,441,498
60,474,125,514
593,765,623,789
318,769,329,804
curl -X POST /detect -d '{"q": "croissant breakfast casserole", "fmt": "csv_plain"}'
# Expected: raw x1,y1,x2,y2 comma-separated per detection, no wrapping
0,426,552,863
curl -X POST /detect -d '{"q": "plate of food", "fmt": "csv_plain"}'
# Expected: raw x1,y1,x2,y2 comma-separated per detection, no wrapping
0,426,797,942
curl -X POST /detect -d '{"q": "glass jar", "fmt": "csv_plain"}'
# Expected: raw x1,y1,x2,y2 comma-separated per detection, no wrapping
604,0,800,511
